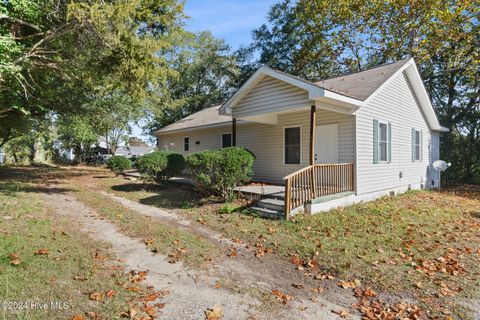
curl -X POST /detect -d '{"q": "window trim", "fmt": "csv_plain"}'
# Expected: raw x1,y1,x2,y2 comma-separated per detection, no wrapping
283,125,302,165
183,136,190,152
377,120,390,163
413,129,422,162
221,132,232,148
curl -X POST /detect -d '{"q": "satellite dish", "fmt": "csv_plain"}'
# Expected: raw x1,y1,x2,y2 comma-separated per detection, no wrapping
433,160,451,172
432,160,451,191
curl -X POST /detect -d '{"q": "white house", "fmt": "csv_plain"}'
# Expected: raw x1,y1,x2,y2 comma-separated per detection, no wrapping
154,58,447,218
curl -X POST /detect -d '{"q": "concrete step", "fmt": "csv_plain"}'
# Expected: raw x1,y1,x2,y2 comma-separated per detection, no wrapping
249,206,284,220
256,198,285,212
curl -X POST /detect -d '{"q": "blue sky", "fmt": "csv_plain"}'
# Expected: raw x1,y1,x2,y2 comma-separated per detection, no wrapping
183,0,276,49
134,0,276,141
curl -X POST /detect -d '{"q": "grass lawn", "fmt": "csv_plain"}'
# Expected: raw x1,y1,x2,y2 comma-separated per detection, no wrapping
0,180,150,320
92,170,480,319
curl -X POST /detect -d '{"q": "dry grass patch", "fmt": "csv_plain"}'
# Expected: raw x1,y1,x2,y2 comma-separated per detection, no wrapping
92,170,480,318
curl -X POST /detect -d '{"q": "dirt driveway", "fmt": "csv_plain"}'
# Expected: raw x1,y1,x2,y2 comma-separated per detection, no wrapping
37,168,359,319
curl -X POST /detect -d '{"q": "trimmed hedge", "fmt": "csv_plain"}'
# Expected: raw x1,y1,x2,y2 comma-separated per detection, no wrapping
136,151,185,183
186,147,255,199
106,156,132,176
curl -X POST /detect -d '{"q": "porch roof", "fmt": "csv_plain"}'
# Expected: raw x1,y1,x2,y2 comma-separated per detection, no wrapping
154,105,231,134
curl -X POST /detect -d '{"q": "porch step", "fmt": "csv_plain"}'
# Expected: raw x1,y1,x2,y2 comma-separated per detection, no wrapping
256,198,285,212
249,206,284,220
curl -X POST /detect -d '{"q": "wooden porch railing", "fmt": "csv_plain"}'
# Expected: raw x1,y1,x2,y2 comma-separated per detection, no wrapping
283,163,355,219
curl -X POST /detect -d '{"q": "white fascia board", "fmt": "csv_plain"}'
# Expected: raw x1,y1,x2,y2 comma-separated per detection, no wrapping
154,120,248,136
404,62,443,131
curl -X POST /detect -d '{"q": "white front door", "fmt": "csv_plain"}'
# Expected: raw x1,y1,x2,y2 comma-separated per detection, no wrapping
315,124,339,164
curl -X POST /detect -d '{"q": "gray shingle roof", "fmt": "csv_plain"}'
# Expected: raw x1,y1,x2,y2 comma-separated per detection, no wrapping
154,59,410,134
154,105,231,134
315,59,410,100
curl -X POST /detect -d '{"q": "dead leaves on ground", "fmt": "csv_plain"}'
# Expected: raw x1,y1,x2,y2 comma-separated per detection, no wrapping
414,254,465,277
35,248,49,255
9,252,21,266
168,247,187,263
205,305,223,320
337,279,361,289
355,299,423,320
271,289,293,304
331,309,351,318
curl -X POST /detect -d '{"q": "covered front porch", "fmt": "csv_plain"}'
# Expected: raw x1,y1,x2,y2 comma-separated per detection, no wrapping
229,105,356,219
220,67,360,219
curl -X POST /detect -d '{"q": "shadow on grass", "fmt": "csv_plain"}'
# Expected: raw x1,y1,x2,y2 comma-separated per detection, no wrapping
111,182,206,209
0,183,74,196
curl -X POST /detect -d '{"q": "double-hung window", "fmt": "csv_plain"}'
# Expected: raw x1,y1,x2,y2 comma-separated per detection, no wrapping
379,122,388,162
284,126,301,165
412,129,422,161
183,137,190,152
373,120,391,164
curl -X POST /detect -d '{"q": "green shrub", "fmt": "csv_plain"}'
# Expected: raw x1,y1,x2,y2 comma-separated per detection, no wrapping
106,156,132,176
136,151,185,183
186,147,255,199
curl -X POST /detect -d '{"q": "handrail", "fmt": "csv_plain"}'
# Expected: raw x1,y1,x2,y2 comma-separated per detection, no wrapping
283,163,355,219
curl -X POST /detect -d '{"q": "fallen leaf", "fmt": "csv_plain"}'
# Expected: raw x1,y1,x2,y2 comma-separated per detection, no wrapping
227,248,237,257
332,309,350,318
89,292,104,302
123,307,138,319
205,305,223,320
214,282,222,289
337,279,361,289
105,289,116,298
144,238,154,246
35,249,49,255
71,316,85,320
292,283,304,289
9,252,21,265
144,292,160,301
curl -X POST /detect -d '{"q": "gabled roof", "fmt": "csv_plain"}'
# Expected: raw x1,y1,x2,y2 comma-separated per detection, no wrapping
154,59,447,134
315,59,411,100
154,105,231,134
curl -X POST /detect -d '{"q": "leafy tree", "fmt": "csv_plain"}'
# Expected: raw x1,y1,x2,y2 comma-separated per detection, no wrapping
1,0,186,147
57,116,98,162
148,31,239,131
242,0,479,183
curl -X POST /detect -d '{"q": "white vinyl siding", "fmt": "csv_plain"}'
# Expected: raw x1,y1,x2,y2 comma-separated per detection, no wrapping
233,76,311,118
356,71,439,194
158,126,232,154
157,109,354,184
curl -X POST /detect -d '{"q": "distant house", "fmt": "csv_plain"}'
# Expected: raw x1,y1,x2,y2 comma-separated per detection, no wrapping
115,145,154,158
53,140,75,162
154,58,447,216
